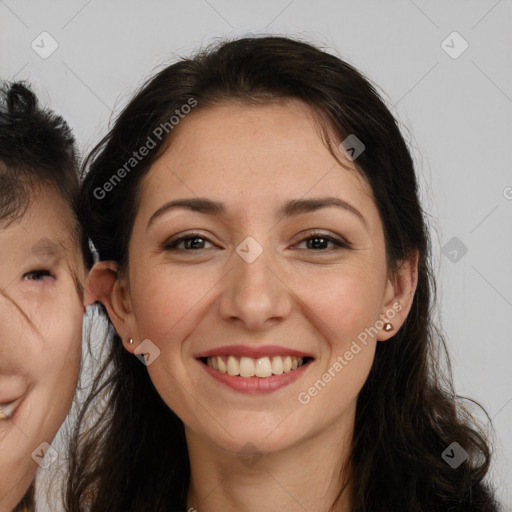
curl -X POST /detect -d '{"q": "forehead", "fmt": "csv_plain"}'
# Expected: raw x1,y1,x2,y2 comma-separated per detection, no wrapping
0,189,77,258
139,99,375,221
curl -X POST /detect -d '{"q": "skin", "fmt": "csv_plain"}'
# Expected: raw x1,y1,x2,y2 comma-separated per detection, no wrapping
0,189,86,512
89,98,418,512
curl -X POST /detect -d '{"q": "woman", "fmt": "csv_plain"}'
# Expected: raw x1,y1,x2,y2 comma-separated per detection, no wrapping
67,36,499,511
0,81,92,511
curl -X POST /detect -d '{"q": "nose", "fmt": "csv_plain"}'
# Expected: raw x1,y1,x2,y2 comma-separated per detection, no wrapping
218,240,293,331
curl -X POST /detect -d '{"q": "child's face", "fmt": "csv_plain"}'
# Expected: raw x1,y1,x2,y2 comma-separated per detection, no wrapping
0,188,86,511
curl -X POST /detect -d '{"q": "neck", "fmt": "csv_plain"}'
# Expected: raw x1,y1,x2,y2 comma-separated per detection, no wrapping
185,410,354,512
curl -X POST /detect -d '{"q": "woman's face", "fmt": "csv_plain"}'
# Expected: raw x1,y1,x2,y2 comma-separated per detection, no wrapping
98,98,417,457
0,190,85,511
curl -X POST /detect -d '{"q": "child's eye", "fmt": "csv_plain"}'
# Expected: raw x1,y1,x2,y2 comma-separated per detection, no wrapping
22,269,54,282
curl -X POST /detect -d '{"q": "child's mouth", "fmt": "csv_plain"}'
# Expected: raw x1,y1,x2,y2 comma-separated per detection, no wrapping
0,396,24,420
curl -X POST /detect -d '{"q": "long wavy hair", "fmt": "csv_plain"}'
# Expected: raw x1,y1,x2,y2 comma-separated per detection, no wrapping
66,36,499,511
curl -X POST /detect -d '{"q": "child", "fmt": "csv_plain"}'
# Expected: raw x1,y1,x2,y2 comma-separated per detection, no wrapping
0,81,92,512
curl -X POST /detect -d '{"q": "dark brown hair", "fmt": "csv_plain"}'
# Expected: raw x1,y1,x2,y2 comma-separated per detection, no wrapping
0,80,93,273
11,483,34,512
67,36,499,511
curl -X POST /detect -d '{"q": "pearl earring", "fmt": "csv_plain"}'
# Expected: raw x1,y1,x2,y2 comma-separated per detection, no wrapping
383,323,393,332
129,338,134,345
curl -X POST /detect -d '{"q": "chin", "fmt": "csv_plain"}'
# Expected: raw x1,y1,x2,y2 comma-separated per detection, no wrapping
192,413,303,457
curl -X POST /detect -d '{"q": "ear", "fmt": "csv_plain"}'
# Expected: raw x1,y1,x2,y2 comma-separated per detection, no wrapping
85,260,137,353
377,249,419,341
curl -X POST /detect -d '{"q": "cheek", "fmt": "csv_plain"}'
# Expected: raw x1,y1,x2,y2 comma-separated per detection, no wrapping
26,307,83,443
0,300,83,457
0,291,82,364
35,299,83,390
294,265,386,344
133,267,214,344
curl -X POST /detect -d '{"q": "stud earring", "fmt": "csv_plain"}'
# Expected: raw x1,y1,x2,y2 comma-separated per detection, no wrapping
383,323,393,332
129,338,134,345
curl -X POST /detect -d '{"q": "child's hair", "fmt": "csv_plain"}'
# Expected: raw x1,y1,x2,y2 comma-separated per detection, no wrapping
0,80,93,273
68,36,499,511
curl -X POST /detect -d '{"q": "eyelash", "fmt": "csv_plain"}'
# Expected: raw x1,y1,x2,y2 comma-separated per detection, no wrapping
163,230,351,252
22,269,55,282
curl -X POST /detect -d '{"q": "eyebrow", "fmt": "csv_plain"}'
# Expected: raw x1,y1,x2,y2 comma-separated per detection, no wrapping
147,196,368,230
30,237,65,262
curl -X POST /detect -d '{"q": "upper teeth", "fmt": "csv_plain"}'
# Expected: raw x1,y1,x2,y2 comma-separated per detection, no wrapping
206,355,305,377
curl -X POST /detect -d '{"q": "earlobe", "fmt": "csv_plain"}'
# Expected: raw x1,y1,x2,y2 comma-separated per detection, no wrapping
123,337,136,354
378,250,419,341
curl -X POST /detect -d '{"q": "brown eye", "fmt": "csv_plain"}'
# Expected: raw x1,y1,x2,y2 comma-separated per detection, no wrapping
163,233,215,251
296,231,351,251
22,269,54,281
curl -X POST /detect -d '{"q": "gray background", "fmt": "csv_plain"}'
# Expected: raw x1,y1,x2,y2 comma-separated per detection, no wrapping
1,0,511,509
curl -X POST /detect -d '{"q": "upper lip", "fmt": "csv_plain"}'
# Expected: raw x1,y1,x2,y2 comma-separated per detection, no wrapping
0,388,28,406
0,395,23,405
195,344,314,359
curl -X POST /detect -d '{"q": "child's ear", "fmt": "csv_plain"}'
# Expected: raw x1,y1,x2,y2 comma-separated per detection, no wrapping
85,261,136,346
378,249,419,341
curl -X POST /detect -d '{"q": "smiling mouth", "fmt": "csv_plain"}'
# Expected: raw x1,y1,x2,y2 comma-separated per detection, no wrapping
199,355,313,378
0,397,24,420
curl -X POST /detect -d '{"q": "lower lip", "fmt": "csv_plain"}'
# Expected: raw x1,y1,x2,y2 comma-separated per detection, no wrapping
198,359,312,394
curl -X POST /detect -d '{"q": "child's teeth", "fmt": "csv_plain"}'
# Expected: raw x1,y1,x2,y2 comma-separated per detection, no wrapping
206,355,306,377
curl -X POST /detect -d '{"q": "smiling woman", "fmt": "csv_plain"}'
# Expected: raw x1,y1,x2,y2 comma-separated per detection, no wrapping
0,81,92,512
68,36,499,512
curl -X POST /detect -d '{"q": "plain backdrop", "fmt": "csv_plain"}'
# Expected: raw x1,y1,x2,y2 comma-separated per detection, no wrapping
1,0,511,510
